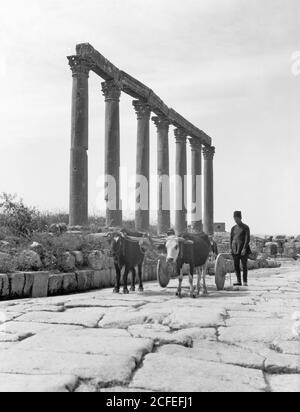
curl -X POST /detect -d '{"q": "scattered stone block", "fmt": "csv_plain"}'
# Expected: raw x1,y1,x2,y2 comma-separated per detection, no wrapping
58,252,76,272
88,251,105,270
29,242,44,257
17,250,42,271
71,251,84,267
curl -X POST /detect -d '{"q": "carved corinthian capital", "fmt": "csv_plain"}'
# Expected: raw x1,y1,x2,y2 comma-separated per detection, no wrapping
133,100,151,120
174,128,188,143
68,56,92,77
152,116,170,131
189,137,202,152
203,146,216,160
101,80,122,102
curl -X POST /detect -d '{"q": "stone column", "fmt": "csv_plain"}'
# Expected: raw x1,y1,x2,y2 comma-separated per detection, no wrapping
190,138,203,232
174,128,188,235
203,146,215,235
68,56,91,227
152,116,171,235
101,80,122,228
133,101,151,232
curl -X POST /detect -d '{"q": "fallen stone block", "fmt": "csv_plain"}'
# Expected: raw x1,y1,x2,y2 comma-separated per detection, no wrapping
88,251,105,270
57,253,76,273
17,250,42,271
71,251,84,267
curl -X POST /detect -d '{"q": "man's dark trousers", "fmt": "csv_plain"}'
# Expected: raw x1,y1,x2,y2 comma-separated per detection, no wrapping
233,254,248,284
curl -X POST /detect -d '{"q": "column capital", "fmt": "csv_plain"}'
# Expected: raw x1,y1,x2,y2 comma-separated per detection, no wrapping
174,128,188,143
203,146,215,160
101,80,122,102
189,137,202,152
68,56,92,77
133,100,151,120
152,116,170,131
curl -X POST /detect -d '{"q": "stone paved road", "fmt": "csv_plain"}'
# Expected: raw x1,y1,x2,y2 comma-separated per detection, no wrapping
0,261,299,392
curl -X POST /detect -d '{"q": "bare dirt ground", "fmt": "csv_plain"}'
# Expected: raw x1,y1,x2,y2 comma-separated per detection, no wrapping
0,260,299,392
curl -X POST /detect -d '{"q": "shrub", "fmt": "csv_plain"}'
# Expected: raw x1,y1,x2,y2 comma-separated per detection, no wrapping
0,252,17,273
0,193,39,239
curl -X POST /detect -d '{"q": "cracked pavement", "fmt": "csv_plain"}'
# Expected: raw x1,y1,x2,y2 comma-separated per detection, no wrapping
0,261,299,392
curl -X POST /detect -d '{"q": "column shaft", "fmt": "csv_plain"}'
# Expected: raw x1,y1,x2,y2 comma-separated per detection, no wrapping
68,56,90,227
190,139,203,232
102,81,122,228
153,116,170,234
203,146,215,235
174,128,188,235
133,101,151,232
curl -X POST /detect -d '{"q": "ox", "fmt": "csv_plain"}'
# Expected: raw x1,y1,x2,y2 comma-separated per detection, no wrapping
165,232,211,298
109,229,151,294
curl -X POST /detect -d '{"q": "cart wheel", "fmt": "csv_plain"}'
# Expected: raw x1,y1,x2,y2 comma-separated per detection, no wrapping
157,256,172,288
215,254,227,291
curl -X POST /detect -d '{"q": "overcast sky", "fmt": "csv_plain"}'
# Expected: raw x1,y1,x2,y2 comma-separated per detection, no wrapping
0,0,299,235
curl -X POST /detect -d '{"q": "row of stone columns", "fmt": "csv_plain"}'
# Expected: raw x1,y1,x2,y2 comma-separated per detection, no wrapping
68,57,215,235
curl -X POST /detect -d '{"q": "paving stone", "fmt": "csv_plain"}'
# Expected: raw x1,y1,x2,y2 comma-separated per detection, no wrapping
16,308,106,328
99,308,147,329
2,321,82,337
162,307,226,329
16,328,153,362
100,387,150,392
0,350,136,383
128,324,216,346
65,298,146,309
268,374,300,393
219,318,296,344
0,311,23,326
158,342,264,370
4,303,64,313
0,374,78,392
264,352,300,373
130,354,266,392
274,341,300,355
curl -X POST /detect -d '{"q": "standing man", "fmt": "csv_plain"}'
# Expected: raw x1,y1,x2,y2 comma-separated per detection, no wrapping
230,211,251,287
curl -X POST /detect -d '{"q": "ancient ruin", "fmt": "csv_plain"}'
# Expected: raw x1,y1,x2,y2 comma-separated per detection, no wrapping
68,43,215,235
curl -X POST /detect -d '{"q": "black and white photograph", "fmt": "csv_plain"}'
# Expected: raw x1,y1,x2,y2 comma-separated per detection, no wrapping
0,0,299,395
